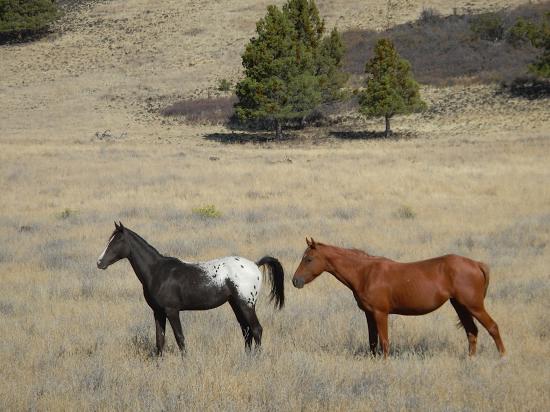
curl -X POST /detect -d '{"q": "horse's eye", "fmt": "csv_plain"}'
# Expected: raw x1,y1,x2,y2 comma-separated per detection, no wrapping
305,256,313,263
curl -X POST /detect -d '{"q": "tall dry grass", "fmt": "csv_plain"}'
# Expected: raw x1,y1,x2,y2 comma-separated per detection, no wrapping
1,128,549,410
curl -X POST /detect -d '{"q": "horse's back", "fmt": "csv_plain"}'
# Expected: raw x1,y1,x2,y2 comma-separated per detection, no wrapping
365,254,486,314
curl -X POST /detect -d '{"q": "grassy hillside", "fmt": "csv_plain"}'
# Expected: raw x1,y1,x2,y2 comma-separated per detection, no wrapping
1,1,549,410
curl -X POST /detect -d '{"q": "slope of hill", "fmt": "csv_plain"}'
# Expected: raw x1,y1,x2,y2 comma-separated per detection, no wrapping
0,0,543,142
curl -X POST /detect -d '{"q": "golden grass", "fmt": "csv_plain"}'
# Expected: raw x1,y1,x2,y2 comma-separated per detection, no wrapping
1,0,549,410
1,128,549,410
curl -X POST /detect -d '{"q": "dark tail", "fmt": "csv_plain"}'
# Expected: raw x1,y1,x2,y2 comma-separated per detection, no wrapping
256,256,285,309
479,262,490,298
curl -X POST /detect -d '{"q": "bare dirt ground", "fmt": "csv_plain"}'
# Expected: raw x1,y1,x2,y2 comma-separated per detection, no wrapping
1,1,549,410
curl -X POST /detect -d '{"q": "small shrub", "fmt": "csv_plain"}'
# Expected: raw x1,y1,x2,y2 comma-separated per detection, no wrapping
419,8,440,24
161,96,236,124
0,301,15,316
192,205,222,219
217,78,232,92
333,207,358,221
506,17,540,46
470,13,505,41
397,205,416,219
0,0,60,42
58,208,76,219
128,323,155,357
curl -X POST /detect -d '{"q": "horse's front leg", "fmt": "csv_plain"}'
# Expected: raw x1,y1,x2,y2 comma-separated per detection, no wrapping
373,311,389,358
166,309,186,354
365,311,378,356
154,311,166,356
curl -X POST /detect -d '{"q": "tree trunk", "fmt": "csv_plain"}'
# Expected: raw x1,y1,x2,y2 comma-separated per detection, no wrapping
275,119,283,139
384,115,391,137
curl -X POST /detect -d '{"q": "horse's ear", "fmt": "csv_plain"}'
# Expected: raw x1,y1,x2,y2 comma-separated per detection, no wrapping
118,221,124,230
306,237,311,246
310,237,317,249
114,221,119,229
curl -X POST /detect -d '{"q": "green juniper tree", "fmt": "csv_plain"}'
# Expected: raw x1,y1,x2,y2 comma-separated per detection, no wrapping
0,0,59,41
235,0,346,139
507,13,550,78
317,27,347,101
359,38,425,137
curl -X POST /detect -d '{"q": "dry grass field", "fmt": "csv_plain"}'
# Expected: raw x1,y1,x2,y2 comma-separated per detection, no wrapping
1,0,550,410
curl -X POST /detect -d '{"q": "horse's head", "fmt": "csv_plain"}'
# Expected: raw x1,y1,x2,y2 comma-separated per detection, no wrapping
97,221,130,269
292,237,328,288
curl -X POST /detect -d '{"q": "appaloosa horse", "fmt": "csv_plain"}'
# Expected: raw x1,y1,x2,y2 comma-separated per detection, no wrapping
97,222,284,355
292,238,505,358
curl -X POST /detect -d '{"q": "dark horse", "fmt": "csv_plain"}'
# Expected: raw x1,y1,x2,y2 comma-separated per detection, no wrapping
292,238,505,358
97,222,284,355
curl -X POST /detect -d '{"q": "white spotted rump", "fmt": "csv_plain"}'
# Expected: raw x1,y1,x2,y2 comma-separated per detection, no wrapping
198,256,262,306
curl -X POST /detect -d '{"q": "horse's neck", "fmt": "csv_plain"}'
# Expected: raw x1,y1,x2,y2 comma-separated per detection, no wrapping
322,245,370,291
126,232,163,288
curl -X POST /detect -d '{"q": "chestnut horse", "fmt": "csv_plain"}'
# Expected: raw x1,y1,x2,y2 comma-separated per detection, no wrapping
292,238,505,358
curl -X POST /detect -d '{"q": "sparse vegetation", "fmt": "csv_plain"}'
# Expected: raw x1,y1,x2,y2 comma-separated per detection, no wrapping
161,96,236,124
469,12,505,41
526,13,550,78
217,78,232,92
192,204,222,219
58,208,77,219
397,205,416,220
343,3,548,85
506,17,541,46
0,0,59,42
419,7,440,24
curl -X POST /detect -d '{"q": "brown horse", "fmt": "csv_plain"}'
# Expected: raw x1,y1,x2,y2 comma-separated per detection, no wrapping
292,238,505,358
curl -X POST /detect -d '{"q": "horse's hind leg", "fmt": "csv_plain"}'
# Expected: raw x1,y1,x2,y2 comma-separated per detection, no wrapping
229,300,253,350
230,299,263,351
450,299,478,356
244,309,263,349
166,309,186,354
469,306,506,356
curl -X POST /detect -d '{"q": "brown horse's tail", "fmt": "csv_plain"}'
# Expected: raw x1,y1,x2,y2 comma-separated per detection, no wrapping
479,262,490,297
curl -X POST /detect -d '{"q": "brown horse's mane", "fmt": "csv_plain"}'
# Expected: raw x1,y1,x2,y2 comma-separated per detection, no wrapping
316,242,381,259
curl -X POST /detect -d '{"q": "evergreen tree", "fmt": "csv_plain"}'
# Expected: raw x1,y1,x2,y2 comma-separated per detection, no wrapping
235,0,346,138
528,13,550,78
0,0,59,41
317,27,348,101
507,13,550,78
283,0,324,49
359,38,425,137
235,5,320,138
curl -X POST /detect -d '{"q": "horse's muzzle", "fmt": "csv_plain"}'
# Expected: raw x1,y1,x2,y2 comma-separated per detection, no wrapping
292,277,305,289
97,260,107,270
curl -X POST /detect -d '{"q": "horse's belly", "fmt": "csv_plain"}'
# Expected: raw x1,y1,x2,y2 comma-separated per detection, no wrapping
391,305,443,316
180,297,227,311
390,287,450,315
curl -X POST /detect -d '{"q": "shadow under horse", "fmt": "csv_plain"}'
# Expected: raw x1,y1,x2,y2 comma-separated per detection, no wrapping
97,222,284,355
292,238,505,358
